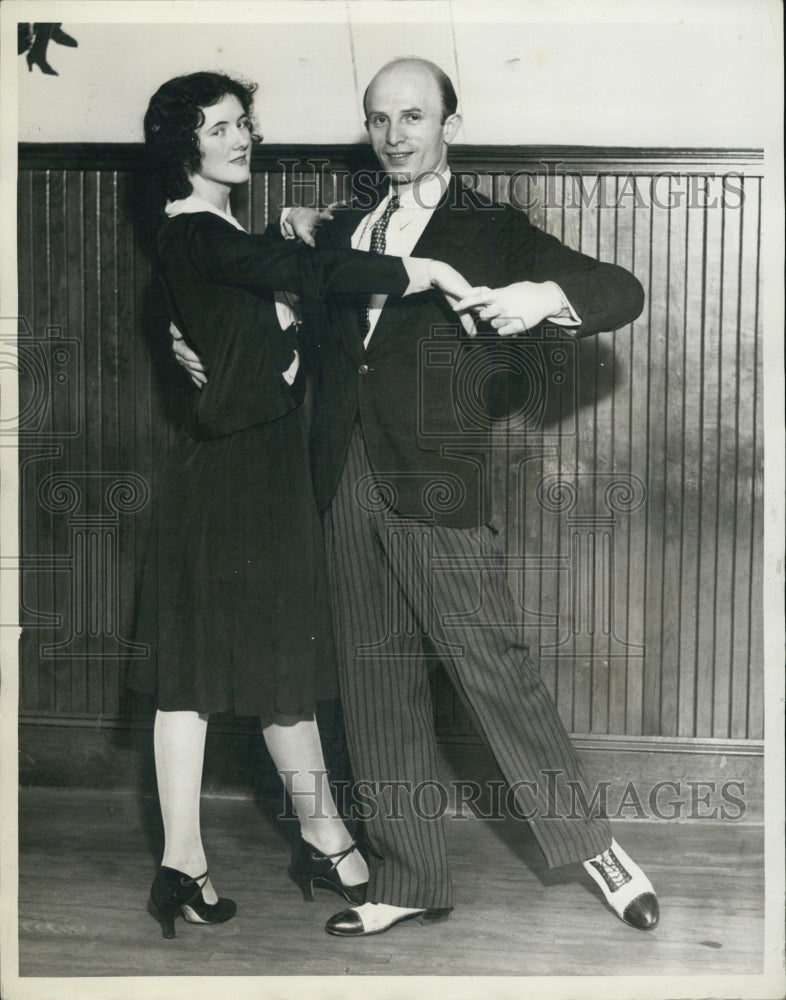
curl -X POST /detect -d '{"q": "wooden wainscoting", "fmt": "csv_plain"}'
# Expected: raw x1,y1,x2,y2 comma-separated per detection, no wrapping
15,144,764,796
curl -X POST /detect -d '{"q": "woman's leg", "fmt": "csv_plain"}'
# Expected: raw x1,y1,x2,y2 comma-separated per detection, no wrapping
153,709,218,903
262,712,368,887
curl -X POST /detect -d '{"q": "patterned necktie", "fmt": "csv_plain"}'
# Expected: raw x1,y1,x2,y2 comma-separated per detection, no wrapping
360,195,400,337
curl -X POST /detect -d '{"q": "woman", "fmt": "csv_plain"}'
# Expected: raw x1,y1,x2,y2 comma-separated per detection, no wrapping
131,71,470,939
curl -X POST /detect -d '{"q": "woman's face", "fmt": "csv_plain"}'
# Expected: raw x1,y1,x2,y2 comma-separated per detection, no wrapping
192,93,253,189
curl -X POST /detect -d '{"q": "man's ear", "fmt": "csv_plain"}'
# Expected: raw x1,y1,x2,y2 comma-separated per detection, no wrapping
443,113,462,144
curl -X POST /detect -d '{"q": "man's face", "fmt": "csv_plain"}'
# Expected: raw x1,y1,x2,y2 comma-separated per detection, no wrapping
364,62,460,190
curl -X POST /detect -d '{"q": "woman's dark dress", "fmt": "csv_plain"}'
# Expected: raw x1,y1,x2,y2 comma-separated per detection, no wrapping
130,209,411,716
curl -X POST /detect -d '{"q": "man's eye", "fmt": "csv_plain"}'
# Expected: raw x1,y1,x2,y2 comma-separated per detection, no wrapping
370,117,387,127
405,114,421,123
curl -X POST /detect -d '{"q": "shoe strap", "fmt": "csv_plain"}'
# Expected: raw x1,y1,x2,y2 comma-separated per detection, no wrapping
312,841,358,869
179,869,209,889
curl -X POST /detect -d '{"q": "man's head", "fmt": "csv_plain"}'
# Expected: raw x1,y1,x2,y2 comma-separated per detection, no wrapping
363,58,461,190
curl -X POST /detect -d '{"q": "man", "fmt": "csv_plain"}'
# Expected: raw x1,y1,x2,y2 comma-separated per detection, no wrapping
174,57,658,937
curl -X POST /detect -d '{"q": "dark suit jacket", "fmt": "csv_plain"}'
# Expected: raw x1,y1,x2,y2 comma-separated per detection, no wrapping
304,176,645,527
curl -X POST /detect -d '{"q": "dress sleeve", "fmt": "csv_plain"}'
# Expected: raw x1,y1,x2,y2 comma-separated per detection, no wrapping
183,213,413,300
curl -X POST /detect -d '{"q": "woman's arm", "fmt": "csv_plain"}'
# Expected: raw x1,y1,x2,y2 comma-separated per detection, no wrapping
180,213,417,299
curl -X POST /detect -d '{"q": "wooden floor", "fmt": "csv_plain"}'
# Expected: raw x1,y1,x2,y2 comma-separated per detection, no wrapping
15,787,764,979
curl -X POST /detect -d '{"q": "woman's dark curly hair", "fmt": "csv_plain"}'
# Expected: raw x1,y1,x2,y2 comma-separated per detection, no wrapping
144,72,262,201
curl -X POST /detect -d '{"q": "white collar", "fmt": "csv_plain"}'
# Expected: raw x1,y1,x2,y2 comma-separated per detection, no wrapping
390,167,451,211
165,194,245,232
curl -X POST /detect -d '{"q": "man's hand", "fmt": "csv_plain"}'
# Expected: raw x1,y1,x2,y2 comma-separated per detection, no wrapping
282,206,336,247
170,323,207,388
453,280,566,337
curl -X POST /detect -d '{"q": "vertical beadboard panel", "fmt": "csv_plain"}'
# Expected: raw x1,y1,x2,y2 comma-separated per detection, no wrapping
679,182,706,735
16,147,764,744
742,178,764,741
626,175,653,737
610,177,640,736
17,169,41,714
31,170,55,713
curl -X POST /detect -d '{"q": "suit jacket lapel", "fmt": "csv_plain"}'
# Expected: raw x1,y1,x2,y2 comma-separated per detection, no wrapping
367,178,487,355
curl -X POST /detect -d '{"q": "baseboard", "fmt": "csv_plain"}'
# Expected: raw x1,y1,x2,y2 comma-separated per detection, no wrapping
18,715,763,823
437,734,763,824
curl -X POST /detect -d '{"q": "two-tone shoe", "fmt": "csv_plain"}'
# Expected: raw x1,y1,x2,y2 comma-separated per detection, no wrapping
583,839,659,930
325,902,452,937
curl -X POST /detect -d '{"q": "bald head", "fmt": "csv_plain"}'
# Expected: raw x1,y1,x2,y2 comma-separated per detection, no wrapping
363,58,458,124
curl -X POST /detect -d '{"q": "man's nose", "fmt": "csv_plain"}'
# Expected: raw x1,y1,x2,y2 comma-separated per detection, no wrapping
386,120,403,145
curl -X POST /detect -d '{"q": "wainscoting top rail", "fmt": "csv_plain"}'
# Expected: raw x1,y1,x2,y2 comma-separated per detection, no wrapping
18,142,765,176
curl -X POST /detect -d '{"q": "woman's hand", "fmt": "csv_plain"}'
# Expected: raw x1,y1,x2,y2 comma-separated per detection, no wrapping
428,260,474,301
282,206,335,247
427,261,479,336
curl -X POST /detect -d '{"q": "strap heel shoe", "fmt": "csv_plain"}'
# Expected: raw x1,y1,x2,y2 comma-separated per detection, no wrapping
289,838,368,905
583,839,659,930
150,866,236,939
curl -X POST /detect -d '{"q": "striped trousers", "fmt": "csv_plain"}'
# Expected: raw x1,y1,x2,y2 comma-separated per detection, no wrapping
323,428,611,909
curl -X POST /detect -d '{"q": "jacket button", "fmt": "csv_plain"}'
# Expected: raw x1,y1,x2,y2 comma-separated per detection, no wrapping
358,364,369,374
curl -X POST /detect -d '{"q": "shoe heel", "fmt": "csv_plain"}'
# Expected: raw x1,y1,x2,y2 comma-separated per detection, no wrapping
290,838,368,905
291,871,315,903
417,908,452,925
151,899,179,939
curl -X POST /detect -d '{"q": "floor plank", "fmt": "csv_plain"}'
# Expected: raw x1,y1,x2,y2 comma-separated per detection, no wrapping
15,787,764,978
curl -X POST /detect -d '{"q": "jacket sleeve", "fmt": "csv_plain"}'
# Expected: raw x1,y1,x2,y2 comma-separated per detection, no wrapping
496,205,645,336
182,213,411,300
